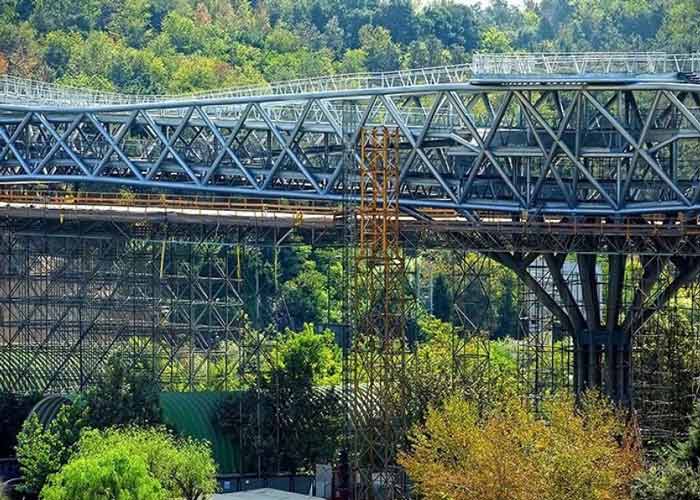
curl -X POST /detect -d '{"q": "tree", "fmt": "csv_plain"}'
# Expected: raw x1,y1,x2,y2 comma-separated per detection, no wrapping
271,324,342,386
338,48,367,74
400,392,641,500
108,0,153,48
418,3,480,52
323,16,345,56
29,0,110,33
16,354,161,496
277,260,331,329
374,0,417,45
217,325,342,474
480,27,513,53
656,0,700,52
405,36,452,68
68,427,218,500
0,21,46,77
15,414,63,496
43,31,82,78
15,401,90,497
41,448,166,500
86,354,161,429
358,25,401,72
168,56,233,93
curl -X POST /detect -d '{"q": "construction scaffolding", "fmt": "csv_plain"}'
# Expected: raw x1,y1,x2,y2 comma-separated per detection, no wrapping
0,229,247,393
351,127,412,500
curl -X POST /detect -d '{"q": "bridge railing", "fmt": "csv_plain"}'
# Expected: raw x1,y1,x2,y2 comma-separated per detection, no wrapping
3,52,698,110
472,52,700,75
0,64,474,108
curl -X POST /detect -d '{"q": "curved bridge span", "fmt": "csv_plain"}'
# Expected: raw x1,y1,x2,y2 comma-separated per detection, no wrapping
1,52,700,219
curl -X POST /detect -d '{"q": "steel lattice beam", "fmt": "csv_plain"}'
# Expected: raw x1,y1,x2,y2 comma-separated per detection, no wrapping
1,81,700,217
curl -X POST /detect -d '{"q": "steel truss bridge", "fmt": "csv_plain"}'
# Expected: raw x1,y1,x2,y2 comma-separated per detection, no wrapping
0,52,699,218
4,52,700,495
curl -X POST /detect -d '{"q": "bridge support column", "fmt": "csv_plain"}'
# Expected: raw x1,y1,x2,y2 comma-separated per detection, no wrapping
488,250,700,404
574,331,631,403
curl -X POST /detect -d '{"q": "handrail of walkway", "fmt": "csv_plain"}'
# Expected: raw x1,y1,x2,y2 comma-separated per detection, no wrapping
472,52,700,75
1,52,699,108
0,64,473,107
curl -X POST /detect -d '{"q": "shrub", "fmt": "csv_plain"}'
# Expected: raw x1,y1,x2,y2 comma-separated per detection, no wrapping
633,459,700,499
399,392,642,500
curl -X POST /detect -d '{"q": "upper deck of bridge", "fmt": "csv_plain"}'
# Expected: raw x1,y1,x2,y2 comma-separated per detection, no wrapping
1,52,699,109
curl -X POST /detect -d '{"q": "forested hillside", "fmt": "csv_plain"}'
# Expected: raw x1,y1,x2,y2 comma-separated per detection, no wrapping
0,0,698,95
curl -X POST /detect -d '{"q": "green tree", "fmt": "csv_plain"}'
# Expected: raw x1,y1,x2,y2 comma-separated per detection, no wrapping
29,0,110,33
217,325,342,474
271,324,342,386
71,427,217,500
338,48,367,74
277,260,331,329
86,354,161,429
418,3,480,51
406,36,451,68
358,25,401,72
15,401,90,497
480,26,513,53
168,55,232,93
16,354,161,496
108,0,154,48
656,0,700,52
43,31,82,78
41,448,166,500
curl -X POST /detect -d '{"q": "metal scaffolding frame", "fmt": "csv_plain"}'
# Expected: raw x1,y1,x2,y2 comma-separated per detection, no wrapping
0,227,247,393
351,127,412,499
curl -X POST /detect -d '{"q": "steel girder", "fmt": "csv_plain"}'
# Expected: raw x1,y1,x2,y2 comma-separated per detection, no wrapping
1,82,700,217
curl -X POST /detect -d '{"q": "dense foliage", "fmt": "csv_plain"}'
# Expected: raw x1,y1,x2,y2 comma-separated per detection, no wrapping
400,392,642,500
15,356,161,496
0,0,697,96
217,324,343,474
633,406,700,499
41,427,217,500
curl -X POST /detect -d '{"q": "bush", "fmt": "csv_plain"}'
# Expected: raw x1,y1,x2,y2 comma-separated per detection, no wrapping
633,459,700,499
399,392,641,500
